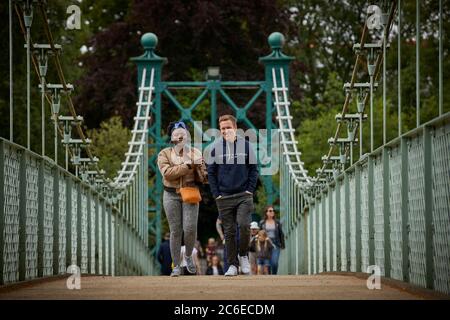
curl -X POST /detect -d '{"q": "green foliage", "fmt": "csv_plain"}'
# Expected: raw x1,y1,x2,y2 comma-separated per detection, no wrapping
297,109,338,176
80,0,130,32
254,184,268,218
87,116,131,179
298,91,410,174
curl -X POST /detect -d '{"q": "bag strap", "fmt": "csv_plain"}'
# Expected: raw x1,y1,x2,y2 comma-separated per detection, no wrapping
175,147,199,189
172,147,184,190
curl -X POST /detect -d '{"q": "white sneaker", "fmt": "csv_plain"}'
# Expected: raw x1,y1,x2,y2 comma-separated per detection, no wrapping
185,254,197,274
239,255,251,274
170,266,181,277
224,265,238,277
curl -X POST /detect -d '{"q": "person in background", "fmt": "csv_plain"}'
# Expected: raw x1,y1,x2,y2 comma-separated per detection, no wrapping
248,222,260,275
205,237,217,265
195,239,206,275
195,239,205,260
259,206,285,275
205,255,224,276
157,232,172,276
216,218,225,246
216,217,228,271
254,230,274,275
214,218,226,268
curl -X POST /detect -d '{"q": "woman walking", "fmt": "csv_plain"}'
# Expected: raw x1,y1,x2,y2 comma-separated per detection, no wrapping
259,206,285,275
157,121,207,277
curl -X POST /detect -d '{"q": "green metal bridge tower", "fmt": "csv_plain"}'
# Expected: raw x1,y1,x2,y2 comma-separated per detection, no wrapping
131,32,294,254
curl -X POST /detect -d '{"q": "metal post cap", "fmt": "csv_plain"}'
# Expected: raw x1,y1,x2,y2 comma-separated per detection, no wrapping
268,32,285,49
140,33,158,50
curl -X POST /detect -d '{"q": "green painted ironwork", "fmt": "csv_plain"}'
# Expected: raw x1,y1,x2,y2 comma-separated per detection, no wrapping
130,31,298,257
131,33,165,257
279,112,450,294
0,137,157,285
278,1,449,297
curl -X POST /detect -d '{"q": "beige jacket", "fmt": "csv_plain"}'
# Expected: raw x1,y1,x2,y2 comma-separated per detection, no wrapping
157,146,207,189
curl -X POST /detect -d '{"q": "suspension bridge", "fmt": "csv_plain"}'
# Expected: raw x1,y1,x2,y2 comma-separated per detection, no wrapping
1,0,449,300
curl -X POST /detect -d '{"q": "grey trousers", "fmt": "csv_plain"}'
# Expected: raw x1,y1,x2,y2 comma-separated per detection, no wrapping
216,192,254,268
163,190,199,267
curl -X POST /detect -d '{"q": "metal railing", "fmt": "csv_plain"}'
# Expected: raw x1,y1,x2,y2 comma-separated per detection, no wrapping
0,138,157,285
2,0,158,285
278,1,449,295
279,113,450,295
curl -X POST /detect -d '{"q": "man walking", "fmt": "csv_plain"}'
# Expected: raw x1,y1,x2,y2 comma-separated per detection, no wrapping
157,232,172,276
207,114,258,276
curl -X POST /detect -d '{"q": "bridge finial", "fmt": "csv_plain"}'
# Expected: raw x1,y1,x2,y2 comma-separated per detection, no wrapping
259,32,292,62
141,33,158,52
132,32,166,63
268,32,285,50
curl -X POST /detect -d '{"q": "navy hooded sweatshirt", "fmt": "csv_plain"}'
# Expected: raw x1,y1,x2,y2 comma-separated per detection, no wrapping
207,136,258,198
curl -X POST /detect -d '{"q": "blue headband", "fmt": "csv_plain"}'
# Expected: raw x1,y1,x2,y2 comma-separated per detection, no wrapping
173,121,187,131
168,121,189,137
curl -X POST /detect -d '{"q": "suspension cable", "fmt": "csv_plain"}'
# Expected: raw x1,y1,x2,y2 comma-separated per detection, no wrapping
13,3,72,159
318,1,397,177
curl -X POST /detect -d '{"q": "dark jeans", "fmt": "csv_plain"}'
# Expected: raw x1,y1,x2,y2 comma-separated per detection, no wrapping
270,246,281,275
216,192,253,268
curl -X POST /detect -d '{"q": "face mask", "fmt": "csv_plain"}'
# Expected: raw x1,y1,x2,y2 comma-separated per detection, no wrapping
171,128,187,145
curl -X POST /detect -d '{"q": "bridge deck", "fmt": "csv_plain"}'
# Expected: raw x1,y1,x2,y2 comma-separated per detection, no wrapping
0,274,446,300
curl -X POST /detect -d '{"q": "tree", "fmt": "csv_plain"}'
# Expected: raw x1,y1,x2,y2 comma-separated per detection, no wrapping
297,94,408,175
254,184,267,221
284,0,369,125
0,0,103,159
73,0,293,129
87,116,131,179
